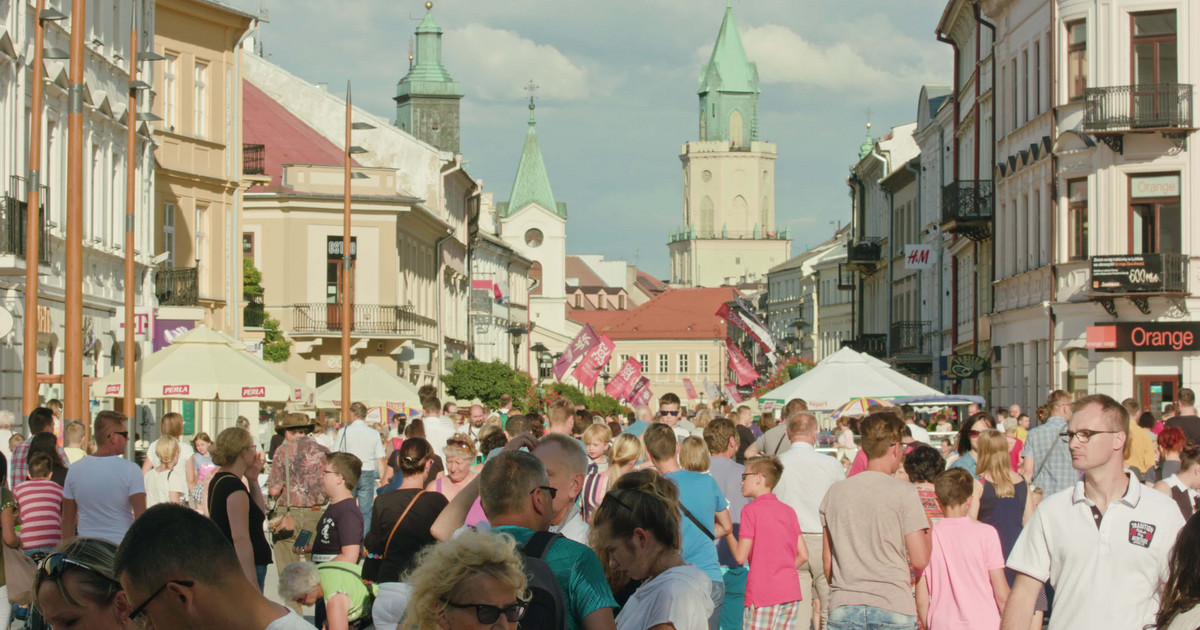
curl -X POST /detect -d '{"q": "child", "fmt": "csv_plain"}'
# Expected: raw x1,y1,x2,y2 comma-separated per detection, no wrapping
582,423,612,474
12,453,63,554
725,456,806,629
63,420,88,463
917,468,1009,630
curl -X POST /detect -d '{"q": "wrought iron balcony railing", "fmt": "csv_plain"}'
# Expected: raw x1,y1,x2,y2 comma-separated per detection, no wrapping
842,334,887,359
1083,83,1193,132
156,267,199,306
847,238,883,265
292,303,418,335
0,176,51,265
890,321,930,356
243,143,266,175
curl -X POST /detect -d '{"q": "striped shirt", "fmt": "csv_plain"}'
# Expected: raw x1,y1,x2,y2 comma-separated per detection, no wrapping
13,479,64,549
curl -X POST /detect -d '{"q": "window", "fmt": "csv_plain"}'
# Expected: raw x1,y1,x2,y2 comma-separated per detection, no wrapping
1132,12,1177,85
1010,59,1018,130
326,236,357,305
1066,21,1086,101
619,294,626,309
1033,41,1041,115
163,54,177,130
658,353,669,374
678,354,689,374
637,354,648,371
163,203,176,266
195,206,207,290
619,354,630,369
574,293,582,308
698,353,709,374
1129,174,1181,254
1067,179,1088,260
242,233,254,260
1021,50,1029,123
194,62,208,138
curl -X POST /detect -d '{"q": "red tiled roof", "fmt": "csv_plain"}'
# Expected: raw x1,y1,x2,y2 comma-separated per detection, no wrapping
635,270,668,295
242,81,358,191
565,256,609,288
567,287,736,340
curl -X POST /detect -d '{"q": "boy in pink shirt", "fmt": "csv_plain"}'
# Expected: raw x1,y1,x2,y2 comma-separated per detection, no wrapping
917,468,1009,630
725,456,807,630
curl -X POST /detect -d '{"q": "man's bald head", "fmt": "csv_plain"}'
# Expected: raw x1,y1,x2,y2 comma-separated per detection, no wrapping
786,412,819,443
634,405,653,423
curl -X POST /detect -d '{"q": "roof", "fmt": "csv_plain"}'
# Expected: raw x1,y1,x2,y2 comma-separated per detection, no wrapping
398,4,461,93
922,85,952,119
242,80,359,192
500,104,564,219
565,256,608,287
635,271,669,295
567,287,737,340
698,5,759,95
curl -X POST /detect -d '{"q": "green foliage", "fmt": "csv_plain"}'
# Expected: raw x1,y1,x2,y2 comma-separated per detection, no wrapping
442,360,533,409
585,393,627,417
243,258,266,328
547,382,587,405
261,313,291,363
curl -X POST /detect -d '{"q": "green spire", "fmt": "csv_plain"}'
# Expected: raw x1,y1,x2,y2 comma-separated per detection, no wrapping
698,5,759,96
398,3,460,89
858,122,874,159
502,100,564,219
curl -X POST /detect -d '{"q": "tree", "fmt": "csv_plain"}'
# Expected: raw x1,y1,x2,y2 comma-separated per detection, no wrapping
585,393,627,417
261,314,291,363
442,360,533,409
243,258,265,328
547,382,587,406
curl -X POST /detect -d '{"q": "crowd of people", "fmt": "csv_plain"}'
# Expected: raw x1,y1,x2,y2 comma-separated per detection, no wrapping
1,385,1200,630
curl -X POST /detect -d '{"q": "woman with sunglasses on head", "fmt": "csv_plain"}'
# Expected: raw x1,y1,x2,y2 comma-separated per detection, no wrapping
427,434,486,527
404,529,529,630
947,412,997,476
33,537,132,630
590,468,714,630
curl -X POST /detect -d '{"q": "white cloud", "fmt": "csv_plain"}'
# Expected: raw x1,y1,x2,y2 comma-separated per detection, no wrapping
444,24,618,102
741,24,893,89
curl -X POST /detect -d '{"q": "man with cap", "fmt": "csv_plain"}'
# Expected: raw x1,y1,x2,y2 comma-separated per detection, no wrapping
268,413,331,582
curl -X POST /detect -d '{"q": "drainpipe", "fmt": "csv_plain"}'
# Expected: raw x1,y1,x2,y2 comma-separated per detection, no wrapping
232,21,259,339
848,173,863,339
937,19,961,388
976,1,998,392
1048,0,1059,390
937,126,948,390
435,227,455,396
869,147,889,344
906,160,923,371
936,31,961,181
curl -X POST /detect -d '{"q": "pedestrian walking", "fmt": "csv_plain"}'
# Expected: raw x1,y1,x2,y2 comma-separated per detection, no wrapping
61,411,146,545
333,402,387,532
208,427,272,590
267,413,330,582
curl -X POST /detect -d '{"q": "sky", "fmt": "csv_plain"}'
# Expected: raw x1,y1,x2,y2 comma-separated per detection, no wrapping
254,0,951,279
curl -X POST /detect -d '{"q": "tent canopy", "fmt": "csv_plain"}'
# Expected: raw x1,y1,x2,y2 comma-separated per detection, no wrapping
91,325,313,404
312,362,422,411
757,346,942,411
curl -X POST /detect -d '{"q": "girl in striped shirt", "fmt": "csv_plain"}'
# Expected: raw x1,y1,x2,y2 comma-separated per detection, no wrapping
12,453,63,554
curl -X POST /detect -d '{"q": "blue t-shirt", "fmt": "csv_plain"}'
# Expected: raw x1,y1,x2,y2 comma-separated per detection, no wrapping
949,451,977,476
624,419,650,437
491,525,617,630
666,470,727,582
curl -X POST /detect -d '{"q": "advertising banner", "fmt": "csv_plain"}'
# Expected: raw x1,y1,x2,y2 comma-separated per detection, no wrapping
682,378,698,400
554,324,599,381
572,334,615,389
726,338,759,386
1090,255,1168,293
1086,322,1200,352
605,357,643,401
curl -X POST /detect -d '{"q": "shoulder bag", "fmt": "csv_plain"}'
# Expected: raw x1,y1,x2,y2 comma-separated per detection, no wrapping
361,490,426,582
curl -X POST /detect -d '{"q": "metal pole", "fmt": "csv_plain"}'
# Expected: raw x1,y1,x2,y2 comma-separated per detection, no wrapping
64,0,87,426
123,4,139,419
22,0,48,417
340,83,352,424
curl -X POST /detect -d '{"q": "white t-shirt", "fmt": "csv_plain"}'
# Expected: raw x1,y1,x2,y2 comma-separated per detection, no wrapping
906,422,931,444
423,416,458,462
63,455,146,545
144,467,187,507
775,441,846,533
1007,472,1184,630
333,420,386,472
146,441,195,484
616,564,713,630
550,507,590,545
264,610,318,630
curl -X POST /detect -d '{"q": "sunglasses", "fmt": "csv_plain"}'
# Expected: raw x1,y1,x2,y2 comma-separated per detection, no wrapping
659,410,680,416
129,580,195,623
446,600,528,624
447,438,472,449
531,485,558,500
37,553,112,583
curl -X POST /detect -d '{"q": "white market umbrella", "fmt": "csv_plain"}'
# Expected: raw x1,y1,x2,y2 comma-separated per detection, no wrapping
757,346,942,411
312,362,422,411
91,325,314,404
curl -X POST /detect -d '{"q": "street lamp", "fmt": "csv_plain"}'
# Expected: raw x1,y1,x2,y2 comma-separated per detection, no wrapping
530,342,549,382
339,83,376,424
507,326,527,371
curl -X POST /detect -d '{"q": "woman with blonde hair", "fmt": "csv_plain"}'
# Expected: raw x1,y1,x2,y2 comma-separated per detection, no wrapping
692,408,714,433
679,436,710,473
144,435,187,506
34,538,130,630
403,529,529,630
207,427,271,590
583,433,644,523
428,434,486,527
141,412,196,489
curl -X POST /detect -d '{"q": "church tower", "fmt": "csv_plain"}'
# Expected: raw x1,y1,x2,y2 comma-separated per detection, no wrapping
668,4,790,287
394,2,463,153
497,94,570,340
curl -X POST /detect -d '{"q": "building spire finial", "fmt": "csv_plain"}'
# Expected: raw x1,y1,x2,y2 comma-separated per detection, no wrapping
525,79,539,124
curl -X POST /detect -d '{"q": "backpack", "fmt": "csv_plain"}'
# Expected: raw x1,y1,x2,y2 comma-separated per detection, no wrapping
321,564,377,630
517,531,568,630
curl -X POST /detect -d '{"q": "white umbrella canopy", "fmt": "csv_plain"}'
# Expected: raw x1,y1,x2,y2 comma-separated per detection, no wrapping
91,325,313,404
312,362,422,410
757,346,942,411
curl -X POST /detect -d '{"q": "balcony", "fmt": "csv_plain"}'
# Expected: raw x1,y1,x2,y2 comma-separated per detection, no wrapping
292,303,419,336
890,321,931,356
1082,83,1193,153
1088,253,1188,315
841,334,887,359
156,267,199,306
941,180,993,241
0,177,52,274
845,238,883,275
669,225,791,243
243,143,266,175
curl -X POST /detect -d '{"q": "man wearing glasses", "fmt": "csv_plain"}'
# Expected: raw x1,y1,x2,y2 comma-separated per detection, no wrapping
658,393,696,441
61,410,145,545
1002,394,1185,630
1020,390,1078,495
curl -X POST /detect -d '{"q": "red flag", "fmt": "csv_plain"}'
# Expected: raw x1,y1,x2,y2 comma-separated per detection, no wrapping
554,324,600,381
682,378,698,401
572,334,615,389
630,377,653,406
725,338,759,386
605,357,643,401
724,383,743,404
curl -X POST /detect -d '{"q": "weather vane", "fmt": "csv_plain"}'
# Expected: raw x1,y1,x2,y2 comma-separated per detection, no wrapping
525,79,539,108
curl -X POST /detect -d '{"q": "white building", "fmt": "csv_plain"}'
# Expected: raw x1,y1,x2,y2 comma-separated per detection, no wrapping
766,229,848,361
470,191,532,371
813,232,852,361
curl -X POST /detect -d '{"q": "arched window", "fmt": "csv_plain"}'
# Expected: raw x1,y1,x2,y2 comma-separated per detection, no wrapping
699,196,714,237
729,110,743,146
762,197,771,231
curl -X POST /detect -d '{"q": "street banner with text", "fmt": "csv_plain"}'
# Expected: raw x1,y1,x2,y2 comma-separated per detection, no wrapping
572,334,616,389
726,338,759,386
717,299,779,364
630,377,652,406
724,383,743,404
554,324,599,381
605,357,643,401
683,378,698,400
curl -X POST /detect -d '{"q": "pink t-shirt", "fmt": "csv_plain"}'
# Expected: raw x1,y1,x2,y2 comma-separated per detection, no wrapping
741,493,803,607
926,517,1005,630
847,448,868,477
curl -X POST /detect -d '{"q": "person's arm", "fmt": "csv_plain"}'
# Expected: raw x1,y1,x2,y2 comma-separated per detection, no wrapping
333,544,360,564
376,456,388,485
245,451,268,513
61,498,78,541
185,454,197,488
904,528,932,572
990,567,1010,613
795,533,809,568
225,490,258,584
324,592,351,630
169,490,183,504
915,574,930,629
1019,456,1034,480
822,528,833,583
580,607,617,630
724,532,752,566
141,457,153,473
129,493,147,519
999,574,1043,630
713,509,732,539
430,474,479,541
743,444,762,458
646,625,675,630
1022,479,1035,526
1,505,21,548
969,479,983,520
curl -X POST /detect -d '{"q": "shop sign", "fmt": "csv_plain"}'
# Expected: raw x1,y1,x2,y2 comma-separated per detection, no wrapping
1091,255,1165,293
1131,174,1180,199
941,354,989,379
904,245,934,270
327,237,357,259
1086,322,1200,352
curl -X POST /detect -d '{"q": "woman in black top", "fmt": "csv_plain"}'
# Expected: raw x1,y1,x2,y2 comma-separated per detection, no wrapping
207,427,271,590
365,438,447,580
27,433,68,485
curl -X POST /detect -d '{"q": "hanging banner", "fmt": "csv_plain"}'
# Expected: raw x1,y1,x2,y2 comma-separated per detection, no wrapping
716,298,779,364
904,244,934,270
724,383,743,404
629,377,652,406
553,324,599,381
572,334,616,389
682,378,698,401
605,357,643,401
725,338,759,386
705,380,723,402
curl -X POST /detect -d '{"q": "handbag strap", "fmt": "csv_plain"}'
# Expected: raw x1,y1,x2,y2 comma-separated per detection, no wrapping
679,502,715,540
381,490,427,558
1032,423,1062,483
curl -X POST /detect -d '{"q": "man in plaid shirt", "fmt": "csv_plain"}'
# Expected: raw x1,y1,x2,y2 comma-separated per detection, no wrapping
1019,390,1078,496
11,406,70,485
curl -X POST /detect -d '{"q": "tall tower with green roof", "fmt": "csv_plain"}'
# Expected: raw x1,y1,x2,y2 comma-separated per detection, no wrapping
668,4,789,288
394,2,463,153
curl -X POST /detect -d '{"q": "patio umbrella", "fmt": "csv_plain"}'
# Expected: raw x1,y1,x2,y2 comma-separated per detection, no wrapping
91,325,313,404
312,362,422,410
756,346,941,411
830,397,891,419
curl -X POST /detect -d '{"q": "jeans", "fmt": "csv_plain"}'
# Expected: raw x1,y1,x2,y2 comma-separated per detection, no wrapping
827,605,917,630
708,579,726,630
355,469,379,532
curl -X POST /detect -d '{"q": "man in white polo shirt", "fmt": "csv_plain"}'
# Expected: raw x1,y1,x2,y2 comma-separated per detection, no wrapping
333,401,385,531
1001,393,1185,630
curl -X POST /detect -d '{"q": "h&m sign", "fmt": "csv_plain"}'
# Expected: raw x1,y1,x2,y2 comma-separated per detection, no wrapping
905,245,934,270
